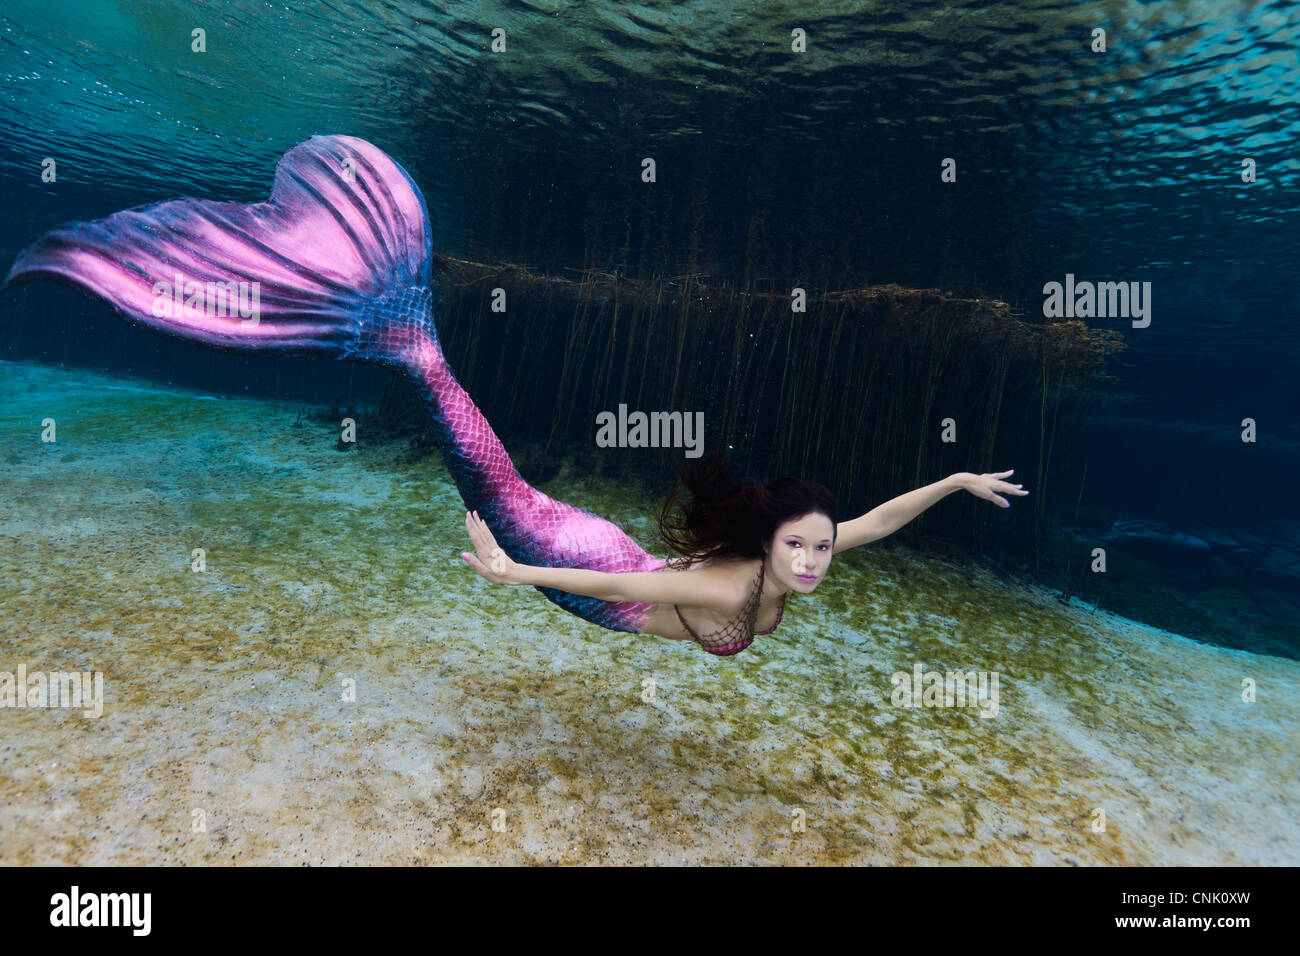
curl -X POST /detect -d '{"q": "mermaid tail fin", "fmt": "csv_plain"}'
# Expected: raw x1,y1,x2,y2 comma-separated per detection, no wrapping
4,135,431,363
6,135,670,636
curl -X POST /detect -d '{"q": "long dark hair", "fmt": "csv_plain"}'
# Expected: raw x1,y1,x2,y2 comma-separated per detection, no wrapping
657,452,838,568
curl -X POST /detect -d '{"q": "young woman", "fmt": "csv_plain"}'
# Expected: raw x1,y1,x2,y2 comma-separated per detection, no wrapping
5,134,1027,657
463,455,1026,655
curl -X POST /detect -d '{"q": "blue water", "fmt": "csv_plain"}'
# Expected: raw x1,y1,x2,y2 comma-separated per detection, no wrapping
2,0,1298,655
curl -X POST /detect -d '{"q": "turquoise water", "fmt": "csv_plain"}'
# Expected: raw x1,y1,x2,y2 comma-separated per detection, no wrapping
1,1,1298,864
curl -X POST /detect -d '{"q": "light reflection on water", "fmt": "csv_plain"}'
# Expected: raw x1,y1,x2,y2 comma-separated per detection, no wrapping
1,1,1297,365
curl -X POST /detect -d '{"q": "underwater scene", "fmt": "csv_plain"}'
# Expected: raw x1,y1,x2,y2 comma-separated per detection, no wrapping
0,0,1297,867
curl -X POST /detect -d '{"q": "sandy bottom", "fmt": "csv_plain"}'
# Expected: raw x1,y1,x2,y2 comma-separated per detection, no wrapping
1,359,1297,865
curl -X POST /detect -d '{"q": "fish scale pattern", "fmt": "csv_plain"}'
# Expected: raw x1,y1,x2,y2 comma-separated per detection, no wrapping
5,134,671,635
360,286,670,632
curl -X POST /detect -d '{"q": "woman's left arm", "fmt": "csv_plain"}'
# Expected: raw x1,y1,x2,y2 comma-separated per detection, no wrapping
834,469,1028,554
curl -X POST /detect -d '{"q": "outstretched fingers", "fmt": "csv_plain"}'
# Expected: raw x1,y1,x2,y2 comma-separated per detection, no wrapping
462,510,512,583
465,509,492,544
972,469,1030,508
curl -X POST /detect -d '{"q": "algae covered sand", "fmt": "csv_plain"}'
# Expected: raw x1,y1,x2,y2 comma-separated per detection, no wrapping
1,359,1296,865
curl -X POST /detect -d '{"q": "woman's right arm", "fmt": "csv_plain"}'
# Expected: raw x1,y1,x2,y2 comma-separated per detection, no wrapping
460,509,738,609
520,563,738,609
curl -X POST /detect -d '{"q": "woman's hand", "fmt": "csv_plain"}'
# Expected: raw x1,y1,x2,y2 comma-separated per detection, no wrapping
460,510,527,585
960,469,1029,508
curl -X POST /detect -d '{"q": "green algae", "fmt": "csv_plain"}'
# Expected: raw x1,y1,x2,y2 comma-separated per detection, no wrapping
3,360,1298,865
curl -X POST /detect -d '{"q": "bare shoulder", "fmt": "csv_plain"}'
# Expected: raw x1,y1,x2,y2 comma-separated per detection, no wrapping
668,556,759,609
609,555,761,611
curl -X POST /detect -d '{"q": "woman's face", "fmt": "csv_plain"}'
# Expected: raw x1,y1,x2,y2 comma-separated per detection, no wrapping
767,512,835,593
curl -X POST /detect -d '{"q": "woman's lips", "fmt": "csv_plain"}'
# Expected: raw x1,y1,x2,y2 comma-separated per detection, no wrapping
797,574,817,582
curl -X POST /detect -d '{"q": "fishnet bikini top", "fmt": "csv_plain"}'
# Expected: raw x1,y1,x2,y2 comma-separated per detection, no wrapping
671,559,785,656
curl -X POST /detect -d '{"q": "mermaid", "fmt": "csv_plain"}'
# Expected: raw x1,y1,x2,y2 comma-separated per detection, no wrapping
5,135,1027,656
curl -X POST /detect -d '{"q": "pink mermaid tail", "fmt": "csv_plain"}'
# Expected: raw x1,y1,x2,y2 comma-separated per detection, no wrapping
4,135,667,632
